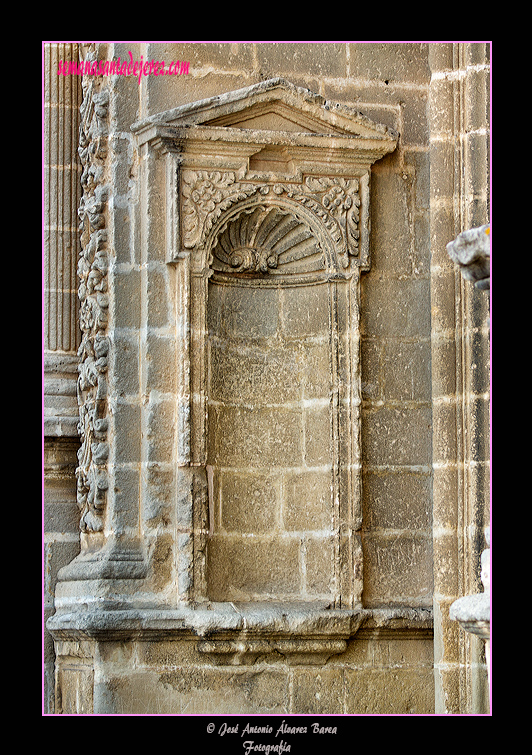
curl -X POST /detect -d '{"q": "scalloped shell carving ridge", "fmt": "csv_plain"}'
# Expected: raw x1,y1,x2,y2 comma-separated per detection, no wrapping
212,205,323,275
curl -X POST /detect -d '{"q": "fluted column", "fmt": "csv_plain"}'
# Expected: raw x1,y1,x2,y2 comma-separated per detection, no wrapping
43,42,83,714
43,42,82,436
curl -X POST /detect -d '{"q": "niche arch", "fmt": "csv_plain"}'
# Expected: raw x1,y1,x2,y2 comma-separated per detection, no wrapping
201,190,346,280
190,193,363,608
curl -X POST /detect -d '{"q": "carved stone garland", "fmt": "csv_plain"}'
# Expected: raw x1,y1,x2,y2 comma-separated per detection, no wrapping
181,170,362,272
75,65,110,533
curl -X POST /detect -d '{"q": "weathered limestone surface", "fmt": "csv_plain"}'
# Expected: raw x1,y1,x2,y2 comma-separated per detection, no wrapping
429,44,490,715
447,222,491,695
44,42,490,716
43,42,83,714
446,224,490,289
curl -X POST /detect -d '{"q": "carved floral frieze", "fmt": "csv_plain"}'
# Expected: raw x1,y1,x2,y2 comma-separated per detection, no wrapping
181,170,362,271
76,62,110,533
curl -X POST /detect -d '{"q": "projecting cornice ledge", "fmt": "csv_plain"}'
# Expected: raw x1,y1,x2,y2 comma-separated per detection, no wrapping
47,604,432,665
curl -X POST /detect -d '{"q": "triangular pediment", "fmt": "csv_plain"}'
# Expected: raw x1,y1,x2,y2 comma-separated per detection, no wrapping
132,78,398,141
202,96,350,135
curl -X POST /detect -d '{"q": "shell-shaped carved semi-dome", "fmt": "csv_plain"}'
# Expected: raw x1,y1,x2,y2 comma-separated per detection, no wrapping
211,205,325,276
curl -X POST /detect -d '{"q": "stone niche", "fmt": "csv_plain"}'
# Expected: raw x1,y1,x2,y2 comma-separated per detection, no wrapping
50,79,398,668
206,205,356,605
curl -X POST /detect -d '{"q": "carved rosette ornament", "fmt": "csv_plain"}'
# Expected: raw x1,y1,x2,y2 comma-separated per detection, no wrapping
305,176,361,257
76,63,110,533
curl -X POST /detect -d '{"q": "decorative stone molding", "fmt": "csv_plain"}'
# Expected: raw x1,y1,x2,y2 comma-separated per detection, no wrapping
450,528,491,686
196,639,349,666
211,204,313,274
132,77,397,270
447,224,491,689
131,79,395,658
450,529,490,640
180,170,363,272
47,603,431,663
43,352,80,438
75,62,110,534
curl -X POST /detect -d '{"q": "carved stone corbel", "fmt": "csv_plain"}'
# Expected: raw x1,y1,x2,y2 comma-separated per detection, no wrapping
446,224,490,290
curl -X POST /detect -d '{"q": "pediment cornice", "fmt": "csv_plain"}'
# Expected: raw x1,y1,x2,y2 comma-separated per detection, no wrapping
132,78,398,165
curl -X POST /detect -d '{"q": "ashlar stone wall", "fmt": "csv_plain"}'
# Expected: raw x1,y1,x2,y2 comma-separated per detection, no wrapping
206,276,339,603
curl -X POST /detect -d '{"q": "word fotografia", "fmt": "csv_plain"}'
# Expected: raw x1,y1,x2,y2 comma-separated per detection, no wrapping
56,51,190,84
243,741,291,755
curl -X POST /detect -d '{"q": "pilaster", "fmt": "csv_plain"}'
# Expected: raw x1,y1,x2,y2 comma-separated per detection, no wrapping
43,42,83,714
429,42,490,714
43,42,83,436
